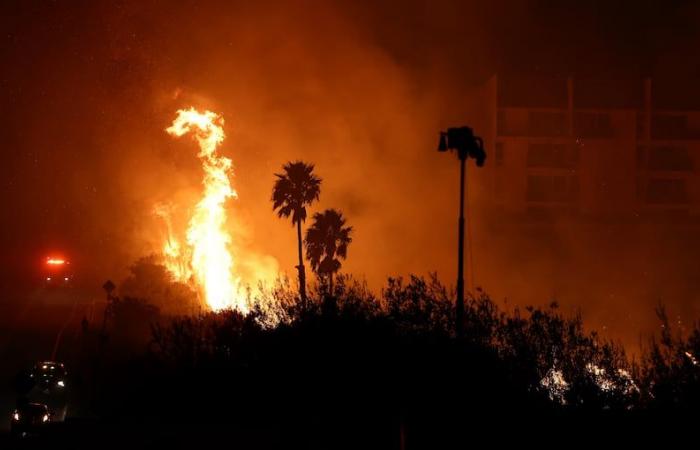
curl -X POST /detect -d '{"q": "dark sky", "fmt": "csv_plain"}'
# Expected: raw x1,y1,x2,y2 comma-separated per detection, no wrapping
1,0,699,348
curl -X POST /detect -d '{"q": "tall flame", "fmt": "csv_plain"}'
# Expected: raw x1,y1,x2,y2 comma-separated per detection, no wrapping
164,107,246,312
154,203,192,281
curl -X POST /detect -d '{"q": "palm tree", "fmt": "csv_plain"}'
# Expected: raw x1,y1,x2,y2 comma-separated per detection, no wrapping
272,161,322,307
304,209,352,295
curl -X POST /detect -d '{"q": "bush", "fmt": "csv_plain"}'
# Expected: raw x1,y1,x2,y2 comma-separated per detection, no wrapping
81,270,700,445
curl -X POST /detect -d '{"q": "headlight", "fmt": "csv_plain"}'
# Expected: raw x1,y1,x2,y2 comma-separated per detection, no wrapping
42,414,49,423
57,380,65,387
12,412,19,421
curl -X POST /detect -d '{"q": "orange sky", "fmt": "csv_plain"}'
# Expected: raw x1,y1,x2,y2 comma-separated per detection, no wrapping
3,0,700,351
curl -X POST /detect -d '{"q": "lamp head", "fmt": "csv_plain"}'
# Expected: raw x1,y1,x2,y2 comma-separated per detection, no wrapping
438,132,448,152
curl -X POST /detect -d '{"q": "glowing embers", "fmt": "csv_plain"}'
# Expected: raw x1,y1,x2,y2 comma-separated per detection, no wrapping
540,366,569,404
540,363,639,405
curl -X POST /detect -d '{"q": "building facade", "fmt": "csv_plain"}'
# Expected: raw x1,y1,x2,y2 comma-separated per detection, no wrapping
478,75,700,220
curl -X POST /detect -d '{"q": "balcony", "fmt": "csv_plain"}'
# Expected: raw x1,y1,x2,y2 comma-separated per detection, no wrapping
498,110,568,137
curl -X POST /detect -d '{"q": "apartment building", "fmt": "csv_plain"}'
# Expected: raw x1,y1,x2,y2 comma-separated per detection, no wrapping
478,75,700,220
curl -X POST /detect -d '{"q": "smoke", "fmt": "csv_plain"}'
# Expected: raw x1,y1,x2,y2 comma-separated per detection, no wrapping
2,0,700,350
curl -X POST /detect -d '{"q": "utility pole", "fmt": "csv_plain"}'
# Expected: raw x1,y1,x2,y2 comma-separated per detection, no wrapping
437,127,485,338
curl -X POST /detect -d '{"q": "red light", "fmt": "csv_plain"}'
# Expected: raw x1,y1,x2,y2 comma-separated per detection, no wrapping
46,258,66,266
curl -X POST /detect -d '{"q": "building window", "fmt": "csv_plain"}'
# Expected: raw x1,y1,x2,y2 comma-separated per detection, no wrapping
495,143,504,166
494,174,505,200
648,146,693,171
636,146,647,169
527,143,578,169
526,175,578,202
636,113,647,139
651,114,689,140
528,111,567,137
574,112,613,138
646,178,688,204
497,110,507,136
636,176,644,200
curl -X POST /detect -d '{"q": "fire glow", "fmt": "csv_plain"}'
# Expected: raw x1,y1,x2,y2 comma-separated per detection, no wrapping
162,107,245,313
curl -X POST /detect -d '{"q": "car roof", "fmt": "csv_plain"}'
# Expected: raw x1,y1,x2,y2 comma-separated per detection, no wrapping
35,361,65,370
37,361,64,366
19,403,49,413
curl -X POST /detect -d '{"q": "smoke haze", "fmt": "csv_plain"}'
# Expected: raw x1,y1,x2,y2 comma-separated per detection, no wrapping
2,0,700,350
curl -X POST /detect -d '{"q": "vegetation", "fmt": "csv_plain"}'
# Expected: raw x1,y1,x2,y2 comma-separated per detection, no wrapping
54,162,699,444
304,208,353,294
26,154,692,447
118,256,198,316
271,161,322,308
640,306,700,411
55,270,698,448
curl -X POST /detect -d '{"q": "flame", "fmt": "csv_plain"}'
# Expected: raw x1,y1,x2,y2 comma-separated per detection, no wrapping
164,107,246,312
154,203,192,281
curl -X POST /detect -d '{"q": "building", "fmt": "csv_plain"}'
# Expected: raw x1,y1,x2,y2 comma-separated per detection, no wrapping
461,75,700,348
478,75,700,221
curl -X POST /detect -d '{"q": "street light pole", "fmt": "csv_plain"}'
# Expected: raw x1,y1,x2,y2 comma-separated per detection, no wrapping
456,153,466,338
437,127,485,338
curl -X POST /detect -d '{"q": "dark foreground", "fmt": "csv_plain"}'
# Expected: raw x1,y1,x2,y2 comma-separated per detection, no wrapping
2,276,700,448
0,409,693,449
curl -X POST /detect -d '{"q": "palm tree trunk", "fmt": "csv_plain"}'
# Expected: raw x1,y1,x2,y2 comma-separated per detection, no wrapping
296,220,307,308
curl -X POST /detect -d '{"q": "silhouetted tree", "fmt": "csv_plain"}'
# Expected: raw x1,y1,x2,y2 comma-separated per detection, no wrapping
304,208,352,295
101,280,116,338
109,296,160,350
272,161,321,308
119,255,198,316
640,305,700,410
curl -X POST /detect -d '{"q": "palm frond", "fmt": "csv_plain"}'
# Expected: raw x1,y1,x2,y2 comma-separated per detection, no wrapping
304,208,353,277
272,161,322,225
